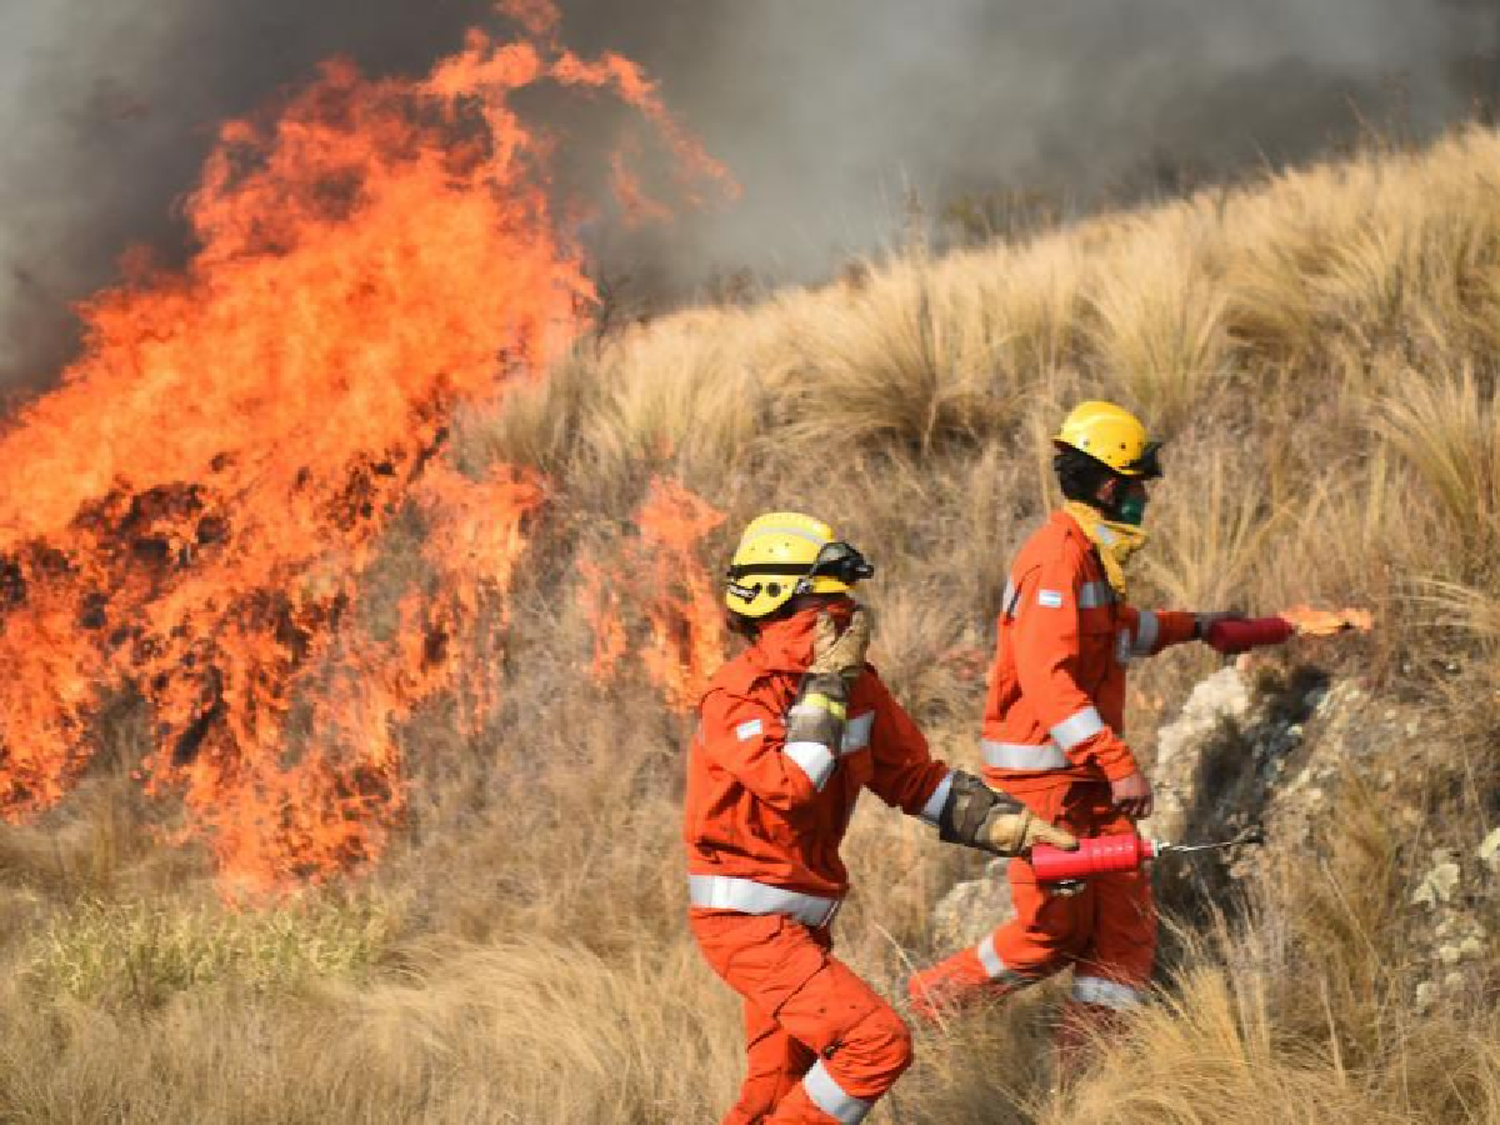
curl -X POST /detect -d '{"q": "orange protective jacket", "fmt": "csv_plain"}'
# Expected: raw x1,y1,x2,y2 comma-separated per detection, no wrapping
981,510,1197,794
685,605,951,899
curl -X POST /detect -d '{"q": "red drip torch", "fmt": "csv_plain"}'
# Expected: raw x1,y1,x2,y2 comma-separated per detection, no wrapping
1204,616,1296,655
1030,828,1264,885
1206,608,1374,655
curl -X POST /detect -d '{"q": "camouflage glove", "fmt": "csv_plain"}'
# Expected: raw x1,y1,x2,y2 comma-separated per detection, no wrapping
939,772,1079,857
785,609,871,752
986,807,1079,854
808,607,871,684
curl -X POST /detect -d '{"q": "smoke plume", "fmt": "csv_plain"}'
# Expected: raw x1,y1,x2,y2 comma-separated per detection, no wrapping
2,0,1496,386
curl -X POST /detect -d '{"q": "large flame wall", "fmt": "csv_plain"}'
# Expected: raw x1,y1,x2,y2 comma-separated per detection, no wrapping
0,3,726,896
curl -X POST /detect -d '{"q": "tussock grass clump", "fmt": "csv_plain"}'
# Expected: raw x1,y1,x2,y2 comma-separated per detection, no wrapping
1376,366,1500,571
1086,218,1233,428
26,896,393,1007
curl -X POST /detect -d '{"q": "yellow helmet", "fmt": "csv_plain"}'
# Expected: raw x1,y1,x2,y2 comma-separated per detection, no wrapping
724,511,874,619
1053,400,1161,477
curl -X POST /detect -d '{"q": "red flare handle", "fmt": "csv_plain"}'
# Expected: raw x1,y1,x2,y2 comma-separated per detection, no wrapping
1029,830,1265,882
1030,834,1159,882
1205,616,1295,655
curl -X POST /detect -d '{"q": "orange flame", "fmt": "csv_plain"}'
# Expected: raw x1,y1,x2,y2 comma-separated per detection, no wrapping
501,0,563,41
577,560,628,682
638,480,728,711
0,15,723,893
406,463,547,733
611,140,675,226
578,479,726,711
1278,606,1375,637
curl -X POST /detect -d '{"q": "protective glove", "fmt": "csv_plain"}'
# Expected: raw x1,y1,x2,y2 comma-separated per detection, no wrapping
808,606,871,684
938,771,1079,856
785,608,872,753
986,808,1080,854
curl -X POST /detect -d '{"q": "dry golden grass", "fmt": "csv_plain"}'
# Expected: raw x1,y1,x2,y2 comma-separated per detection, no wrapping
4,125,1500,1122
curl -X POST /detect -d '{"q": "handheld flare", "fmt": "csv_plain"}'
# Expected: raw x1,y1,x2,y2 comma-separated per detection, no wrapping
1205,606,1373,655
1030,828,1264,884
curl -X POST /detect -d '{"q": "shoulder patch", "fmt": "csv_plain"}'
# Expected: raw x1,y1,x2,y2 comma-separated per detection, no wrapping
735,718,764,742
1038,589,1065,609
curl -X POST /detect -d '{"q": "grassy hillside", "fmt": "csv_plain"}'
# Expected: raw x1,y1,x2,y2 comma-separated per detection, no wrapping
3,127,1500,1122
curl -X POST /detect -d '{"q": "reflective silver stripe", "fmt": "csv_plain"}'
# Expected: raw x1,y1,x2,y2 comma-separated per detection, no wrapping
1072,975,1144,1010
841,712,874,754
976,935,1036,987
1078,581,1114,608
784,741,836,791
803,1060,873,1124
918,772,954,826
981,739,1069,770
1050,706,1105,750
688,875,840,927
977,934,1006,979
1133,610,1159,654
1002,580,1020,617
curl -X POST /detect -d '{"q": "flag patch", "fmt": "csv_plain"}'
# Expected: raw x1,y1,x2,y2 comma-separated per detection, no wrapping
1038,589,1065,608
736,719,764,741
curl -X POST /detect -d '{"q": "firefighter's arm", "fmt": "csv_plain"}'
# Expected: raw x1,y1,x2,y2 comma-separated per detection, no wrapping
859,671,953,822
1011,559,1140,781
698,688,828,812
1118,605,1198,657
861,678,1078,853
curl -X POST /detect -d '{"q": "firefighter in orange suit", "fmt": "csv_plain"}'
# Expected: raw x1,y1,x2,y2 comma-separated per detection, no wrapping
907,402,1237,1063
687,512,1077,1125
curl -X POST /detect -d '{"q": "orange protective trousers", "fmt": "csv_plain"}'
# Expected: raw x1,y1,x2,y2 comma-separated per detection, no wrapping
691,910,913,1124
909,780,1155,1015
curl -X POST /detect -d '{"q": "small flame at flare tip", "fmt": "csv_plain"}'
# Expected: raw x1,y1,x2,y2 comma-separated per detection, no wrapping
1276,605,1375,637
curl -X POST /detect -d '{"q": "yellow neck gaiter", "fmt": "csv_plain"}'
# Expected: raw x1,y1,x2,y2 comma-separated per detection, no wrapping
1063,501,1149,598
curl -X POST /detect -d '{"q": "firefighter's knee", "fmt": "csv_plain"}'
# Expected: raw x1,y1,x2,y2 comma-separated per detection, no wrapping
1025,886,1091,958
871,1008,915,1082
836,1003,912,1093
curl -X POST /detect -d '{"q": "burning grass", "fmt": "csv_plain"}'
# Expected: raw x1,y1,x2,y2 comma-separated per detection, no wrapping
0,0,727,897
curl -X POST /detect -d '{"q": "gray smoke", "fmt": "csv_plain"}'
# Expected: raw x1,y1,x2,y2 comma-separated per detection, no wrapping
1,0,1496,386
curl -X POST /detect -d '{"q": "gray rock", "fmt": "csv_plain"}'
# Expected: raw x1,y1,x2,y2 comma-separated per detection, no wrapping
1478,827,1500,872
1411,860,1461,908
930,859,1013,952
